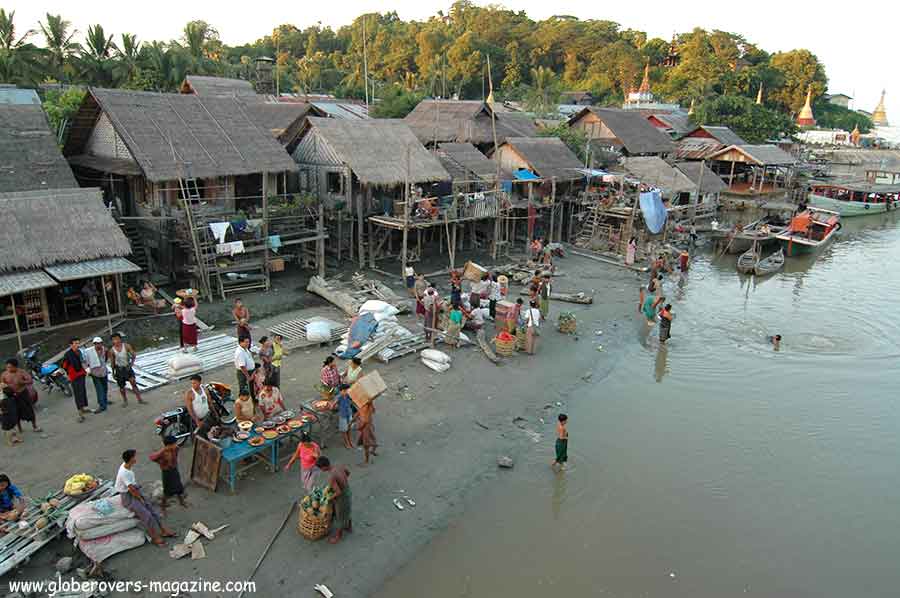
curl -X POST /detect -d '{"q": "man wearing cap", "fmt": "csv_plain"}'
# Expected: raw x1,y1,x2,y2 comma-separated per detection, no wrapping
83,337,110,412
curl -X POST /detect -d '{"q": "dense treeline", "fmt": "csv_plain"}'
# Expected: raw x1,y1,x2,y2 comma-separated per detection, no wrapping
1,2,872,135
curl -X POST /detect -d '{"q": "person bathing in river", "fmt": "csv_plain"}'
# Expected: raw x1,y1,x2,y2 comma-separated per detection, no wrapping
768,334,782,350
659,304,674,343
552,414,568,470
642,294,665,326
679,249,690,273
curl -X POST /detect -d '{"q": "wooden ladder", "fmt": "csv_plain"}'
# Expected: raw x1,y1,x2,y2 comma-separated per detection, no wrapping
575,207,601,247
179,177,216,300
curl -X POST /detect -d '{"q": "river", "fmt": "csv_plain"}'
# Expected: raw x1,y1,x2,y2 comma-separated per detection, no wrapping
375,212,900,598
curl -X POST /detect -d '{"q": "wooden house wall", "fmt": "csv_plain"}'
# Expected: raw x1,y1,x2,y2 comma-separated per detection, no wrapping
86,112,136,163
572,112,618,142
293,130,350,209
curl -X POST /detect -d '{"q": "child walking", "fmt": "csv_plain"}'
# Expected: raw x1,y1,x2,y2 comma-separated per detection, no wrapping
149,436,188,514
553,414,569,470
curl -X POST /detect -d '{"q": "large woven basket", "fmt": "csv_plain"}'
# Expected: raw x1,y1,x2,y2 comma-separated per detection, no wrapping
298,506,332,541
495,336,515,357
515,328,527,351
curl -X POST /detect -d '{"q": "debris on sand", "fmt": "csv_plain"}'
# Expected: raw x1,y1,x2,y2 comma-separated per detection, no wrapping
497,456,514,469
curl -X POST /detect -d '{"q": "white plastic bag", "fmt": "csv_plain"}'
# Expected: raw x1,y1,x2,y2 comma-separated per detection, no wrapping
421,349,451,364
306,320,332,342
167,354,202,377
421,358,450,372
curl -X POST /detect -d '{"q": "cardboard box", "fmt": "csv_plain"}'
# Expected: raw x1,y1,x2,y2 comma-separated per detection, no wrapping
269,258,285,272
463,261,487,282
349,370,387,409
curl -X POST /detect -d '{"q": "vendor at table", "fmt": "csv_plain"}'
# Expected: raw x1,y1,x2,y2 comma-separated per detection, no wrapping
0,474,25,522
319,356,341,396
342,357,363,386
234,391,260,424
257,381,285,420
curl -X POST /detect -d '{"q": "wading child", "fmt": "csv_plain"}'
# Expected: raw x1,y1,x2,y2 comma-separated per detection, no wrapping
149,436,187,514
553,413,569,470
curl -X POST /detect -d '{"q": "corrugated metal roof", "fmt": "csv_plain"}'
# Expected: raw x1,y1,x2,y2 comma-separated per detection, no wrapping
311,102,369,120
0,270,56,296
45,257,141,281
0,87,40,105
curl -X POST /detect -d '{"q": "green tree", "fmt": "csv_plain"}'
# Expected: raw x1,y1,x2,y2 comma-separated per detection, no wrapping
524,65,560,116
39,14,78,82
814,102,873,134
113,33,141,86
370,84,423,118
768,49,827,114
691,94,796,143
78,24,116,86
43,86,86,140
539,123,589,163
0,9,40,85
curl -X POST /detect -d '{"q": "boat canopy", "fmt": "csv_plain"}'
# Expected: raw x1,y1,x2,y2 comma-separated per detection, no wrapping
789,213,812,233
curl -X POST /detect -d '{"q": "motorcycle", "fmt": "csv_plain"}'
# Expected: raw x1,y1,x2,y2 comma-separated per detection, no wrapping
154,382,236,446
18,345,72,397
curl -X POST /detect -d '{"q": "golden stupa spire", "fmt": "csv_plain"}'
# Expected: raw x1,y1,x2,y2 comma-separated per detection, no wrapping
872,89,889,126
688,98,695,115
796,85,816,127
756,82,763,104
638,61,651,94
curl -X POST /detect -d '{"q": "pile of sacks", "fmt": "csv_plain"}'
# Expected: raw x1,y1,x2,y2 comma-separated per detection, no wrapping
421,349,451,373
335,300,415,360
167,353,203,379
65,494,144,564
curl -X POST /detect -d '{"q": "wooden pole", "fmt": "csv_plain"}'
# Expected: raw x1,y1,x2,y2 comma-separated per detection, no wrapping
729,160,736,189
237,502,295,598
317,204,325,278
401,145,410,278
10,294,22,352
549,178,557,242
262,172,270,289
357,186,366,269
102,278,113,337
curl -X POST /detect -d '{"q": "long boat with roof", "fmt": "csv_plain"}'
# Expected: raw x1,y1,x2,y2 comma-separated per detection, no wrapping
775,207,841,256
808,180,900,216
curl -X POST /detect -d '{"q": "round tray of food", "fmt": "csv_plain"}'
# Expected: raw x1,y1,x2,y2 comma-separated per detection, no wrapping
312,400,332,412
254,426,265,434
287,418,304,429
276,424,291,434
262,430,279,440
261,420,276,429
281,410,295,419
301,413,318,423
238,421,253,432
273,415,287,425
248,436,265,447
233,431,250,442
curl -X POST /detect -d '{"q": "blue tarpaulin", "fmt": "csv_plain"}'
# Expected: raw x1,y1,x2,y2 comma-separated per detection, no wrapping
337,312,378,359
514,169,540,181
639,190,667,234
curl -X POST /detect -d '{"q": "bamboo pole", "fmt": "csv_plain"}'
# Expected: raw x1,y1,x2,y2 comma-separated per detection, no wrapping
401,144,410,278
262,171,270,290
317,204,325,278
357,186,366,269
10,294,22,352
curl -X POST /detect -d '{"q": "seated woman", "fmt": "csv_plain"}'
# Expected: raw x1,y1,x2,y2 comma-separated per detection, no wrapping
257,381,285,421
139,281,160,313
233,391,260,423
0,474,25,522
115,449,174,546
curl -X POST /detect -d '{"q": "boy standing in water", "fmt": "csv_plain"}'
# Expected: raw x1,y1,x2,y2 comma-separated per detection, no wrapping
553,414,569,470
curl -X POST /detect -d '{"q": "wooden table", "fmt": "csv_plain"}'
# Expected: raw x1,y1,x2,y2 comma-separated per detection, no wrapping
220,435,278,493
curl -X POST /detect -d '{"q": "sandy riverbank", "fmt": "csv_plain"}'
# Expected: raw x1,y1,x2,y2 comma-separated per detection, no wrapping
2,253,640,597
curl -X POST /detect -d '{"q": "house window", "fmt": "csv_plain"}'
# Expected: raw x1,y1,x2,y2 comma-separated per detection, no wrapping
327,172,342,194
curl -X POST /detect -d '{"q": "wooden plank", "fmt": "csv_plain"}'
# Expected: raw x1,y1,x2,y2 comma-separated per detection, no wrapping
191,436,222,492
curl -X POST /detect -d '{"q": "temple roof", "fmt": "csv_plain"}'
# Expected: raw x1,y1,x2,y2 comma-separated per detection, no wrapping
797,85,816,126
872,90,889,126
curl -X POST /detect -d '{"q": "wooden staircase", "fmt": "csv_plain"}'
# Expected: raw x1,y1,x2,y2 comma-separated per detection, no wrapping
575,205,602,248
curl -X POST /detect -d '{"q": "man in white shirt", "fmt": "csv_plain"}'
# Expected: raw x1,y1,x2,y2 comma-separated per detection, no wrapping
83,337,109,412
115,448,173,545
234,336,256,399
488,274,502,319
466,306,490,330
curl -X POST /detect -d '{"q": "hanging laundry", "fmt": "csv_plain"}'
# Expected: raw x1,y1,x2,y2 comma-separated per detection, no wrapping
208,222,230,243
216,241,245,256
639,190,667,234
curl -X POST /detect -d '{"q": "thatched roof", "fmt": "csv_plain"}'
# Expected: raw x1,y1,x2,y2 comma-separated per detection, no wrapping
675,161,728,193
64,88,297,182
500,137,584,180
295,117,449,186
0,104,78,193
436,143,498,181
181,75,256,97
568,107,675,155
684,125,746,146
619,157,696,193
238,102,324,149
675,137,724,160
707,144,798,166
647,111,693,137
0,188,131,272
404,100,538,146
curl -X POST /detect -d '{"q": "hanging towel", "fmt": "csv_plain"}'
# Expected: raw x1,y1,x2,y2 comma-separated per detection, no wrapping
268,235,283,253
216,241,245,256
639,190,668,234
208,222,230,243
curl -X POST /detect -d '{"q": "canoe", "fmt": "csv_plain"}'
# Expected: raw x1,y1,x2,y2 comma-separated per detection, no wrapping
736,246,759,274
754,248,784,276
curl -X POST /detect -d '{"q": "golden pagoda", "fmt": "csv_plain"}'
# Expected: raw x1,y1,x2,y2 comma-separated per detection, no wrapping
756,83,763,105
796,85,816,127
872,90,889,126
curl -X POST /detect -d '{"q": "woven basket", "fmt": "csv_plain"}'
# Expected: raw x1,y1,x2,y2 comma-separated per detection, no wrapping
298,506,332,541
495,336,515,357
558,319,577,334
515,328,527,351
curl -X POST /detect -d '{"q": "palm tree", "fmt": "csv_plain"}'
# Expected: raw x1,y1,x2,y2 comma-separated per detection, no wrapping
0,9,40,85
113,33,141,86
39,13,78,82
78,24,116,86
181,20,218,74
527,66,559,116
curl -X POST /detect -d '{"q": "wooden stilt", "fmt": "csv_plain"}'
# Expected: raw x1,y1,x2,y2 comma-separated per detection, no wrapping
10,294,22,352
317,204,325,278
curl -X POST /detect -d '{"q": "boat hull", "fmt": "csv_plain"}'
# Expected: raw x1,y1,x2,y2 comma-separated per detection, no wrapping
778,230,837,256
808,193,889,216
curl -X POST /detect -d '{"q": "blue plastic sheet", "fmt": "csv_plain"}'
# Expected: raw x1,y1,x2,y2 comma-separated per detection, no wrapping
639,190,667,234
337,312,378,359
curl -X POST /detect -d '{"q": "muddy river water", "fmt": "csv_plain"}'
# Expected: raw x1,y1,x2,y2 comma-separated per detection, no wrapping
375,213,900,598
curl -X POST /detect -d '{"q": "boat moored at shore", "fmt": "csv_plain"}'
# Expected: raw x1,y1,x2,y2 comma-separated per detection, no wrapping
808,181,900,216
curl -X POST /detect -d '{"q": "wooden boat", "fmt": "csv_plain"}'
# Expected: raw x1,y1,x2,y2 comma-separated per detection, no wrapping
754,248,784,276
775,207,841,256
712,218,784,254
736,245,759,274
808,181,900,216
